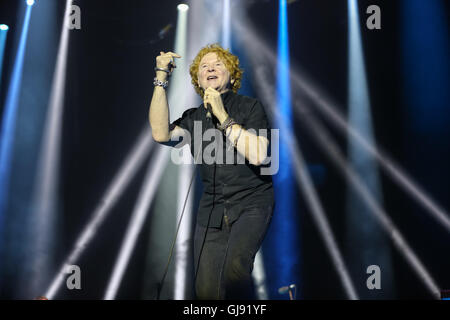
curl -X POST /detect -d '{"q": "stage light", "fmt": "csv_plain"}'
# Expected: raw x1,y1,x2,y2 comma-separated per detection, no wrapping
301,113,441,299
289,124,359,300
294,73,450,234
221,0,231,49
233,12,450,235
346,0,394,298
104,148,169,300
104,3,192,300
0,2,33,262
251,64,358,300
230,0,302,300
259,84,440,299
249,55,439,299
45,129,154,299
400,0,450,237
26,0,74,297
255,0,302,299
26,0,35,6
0,24,9,287
252,250,269,299
233,11,442,300
172,4,192,299
177,4,189,11
0,24,9,89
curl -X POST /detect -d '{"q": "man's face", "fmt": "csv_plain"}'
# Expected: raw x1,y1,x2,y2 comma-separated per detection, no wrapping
197,52,233,94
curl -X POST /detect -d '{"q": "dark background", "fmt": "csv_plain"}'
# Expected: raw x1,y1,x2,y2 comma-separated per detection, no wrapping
0,0,449,300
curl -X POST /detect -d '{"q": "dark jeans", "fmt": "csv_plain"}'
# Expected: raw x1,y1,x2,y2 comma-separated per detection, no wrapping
194,205,273,300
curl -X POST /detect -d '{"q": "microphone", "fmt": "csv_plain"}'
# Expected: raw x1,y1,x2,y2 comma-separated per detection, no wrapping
278,284,296,295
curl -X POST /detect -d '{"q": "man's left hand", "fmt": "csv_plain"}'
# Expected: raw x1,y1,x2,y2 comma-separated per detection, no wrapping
203,87,229,125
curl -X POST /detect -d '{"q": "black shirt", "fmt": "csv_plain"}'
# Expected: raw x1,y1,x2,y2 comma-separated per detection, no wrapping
169,91,274,228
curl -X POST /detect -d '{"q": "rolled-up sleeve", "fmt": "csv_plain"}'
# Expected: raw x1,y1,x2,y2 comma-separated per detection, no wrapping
244,100,271,141
169,108,197,136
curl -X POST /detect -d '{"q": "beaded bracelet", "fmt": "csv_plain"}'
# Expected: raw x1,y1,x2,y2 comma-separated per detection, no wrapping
217,116,236,132
153,77,169,89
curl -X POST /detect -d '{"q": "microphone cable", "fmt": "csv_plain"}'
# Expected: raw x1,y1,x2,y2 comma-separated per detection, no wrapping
156,134,202,300
156,104,214,300
192,103,219,297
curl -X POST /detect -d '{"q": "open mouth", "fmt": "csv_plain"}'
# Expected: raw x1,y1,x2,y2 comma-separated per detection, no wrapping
207,76,218,80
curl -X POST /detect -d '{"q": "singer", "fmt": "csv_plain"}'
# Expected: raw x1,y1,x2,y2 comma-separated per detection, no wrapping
149,44,274,299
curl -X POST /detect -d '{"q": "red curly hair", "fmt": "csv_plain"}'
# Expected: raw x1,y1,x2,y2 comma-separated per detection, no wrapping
190,44,244,97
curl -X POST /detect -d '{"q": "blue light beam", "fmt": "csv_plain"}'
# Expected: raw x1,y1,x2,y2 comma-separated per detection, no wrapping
0,5,33,241
269,0,301,299
0,25,9,92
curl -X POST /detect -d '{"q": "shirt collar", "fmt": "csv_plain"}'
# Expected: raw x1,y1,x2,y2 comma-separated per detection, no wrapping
221,90,234,107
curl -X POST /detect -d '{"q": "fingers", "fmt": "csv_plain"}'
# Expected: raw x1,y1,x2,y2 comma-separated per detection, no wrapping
157,51,181,70
204,87,219,95
204,88,212,99
204,87,212,94
159,51,182,58
203,88,220,106
166,52,182,58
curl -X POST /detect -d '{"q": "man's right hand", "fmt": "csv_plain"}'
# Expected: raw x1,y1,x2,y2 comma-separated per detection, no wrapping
155,51,181,81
